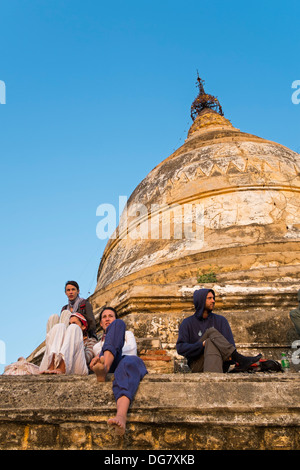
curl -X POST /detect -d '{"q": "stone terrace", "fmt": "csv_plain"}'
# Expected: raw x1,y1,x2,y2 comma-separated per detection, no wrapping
0,372,299,450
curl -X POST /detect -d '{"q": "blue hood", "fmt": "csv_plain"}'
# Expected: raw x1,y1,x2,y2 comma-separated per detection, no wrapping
193,288,215,320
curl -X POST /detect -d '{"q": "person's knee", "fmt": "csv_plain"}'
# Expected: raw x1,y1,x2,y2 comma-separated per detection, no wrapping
52,323,66,333
205,327,217,337
203,337,221,356
68,323,82,333
66,323,83,340
204,337,213,347
113,318,126,330
48,314,60,322
107,318,126,334
46,314,60,333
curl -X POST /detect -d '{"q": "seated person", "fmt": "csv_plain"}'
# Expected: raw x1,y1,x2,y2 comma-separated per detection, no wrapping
176,288,262,373
90,307,147,436
47,280,97,339
39,311,97,374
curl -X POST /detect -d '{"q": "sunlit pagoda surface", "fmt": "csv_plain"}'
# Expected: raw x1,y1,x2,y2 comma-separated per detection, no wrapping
7,76,300,452
89,76,300,362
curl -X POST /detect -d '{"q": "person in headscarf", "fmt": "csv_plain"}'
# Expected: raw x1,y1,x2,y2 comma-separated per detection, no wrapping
176,288,262,373
39,312,97,374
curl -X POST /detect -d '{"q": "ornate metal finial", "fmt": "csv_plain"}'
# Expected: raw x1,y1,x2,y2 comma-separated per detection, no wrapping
191,72,224,121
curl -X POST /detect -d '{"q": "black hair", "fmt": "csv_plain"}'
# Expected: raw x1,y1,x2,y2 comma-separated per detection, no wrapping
99,306,118,321
65,280,79,291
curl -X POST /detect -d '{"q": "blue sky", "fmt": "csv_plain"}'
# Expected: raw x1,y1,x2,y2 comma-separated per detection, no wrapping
0,0,299,373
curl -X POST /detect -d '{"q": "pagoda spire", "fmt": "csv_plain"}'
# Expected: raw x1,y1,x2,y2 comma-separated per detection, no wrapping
191,73,224,121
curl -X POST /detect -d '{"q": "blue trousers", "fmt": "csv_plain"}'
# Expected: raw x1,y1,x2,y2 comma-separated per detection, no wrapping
100,319,148,402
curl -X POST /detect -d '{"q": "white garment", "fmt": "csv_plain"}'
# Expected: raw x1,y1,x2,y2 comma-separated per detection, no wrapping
93,330,137,357
3,357,40,376
46,310,72,334
39,323,88,375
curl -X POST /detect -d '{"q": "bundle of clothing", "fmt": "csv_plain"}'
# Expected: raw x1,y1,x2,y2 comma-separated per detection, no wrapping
3,357,40,375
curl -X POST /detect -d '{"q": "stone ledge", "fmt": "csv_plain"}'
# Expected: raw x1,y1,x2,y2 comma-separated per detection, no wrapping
0,373,299,450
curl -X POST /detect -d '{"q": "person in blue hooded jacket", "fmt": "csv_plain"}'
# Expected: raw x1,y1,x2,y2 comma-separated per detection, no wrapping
176,288,261,373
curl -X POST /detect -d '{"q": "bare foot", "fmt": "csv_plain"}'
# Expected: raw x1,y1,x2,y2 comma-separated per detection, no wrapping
39,368,56,374
39,369,64,375
39,356,66,375
51,368,65,374
107,415,126,436
92,357,108,382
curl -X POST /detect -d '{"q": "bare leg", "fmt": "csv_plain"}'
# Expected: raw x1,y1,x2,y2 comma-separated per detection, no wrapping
107,396,130,436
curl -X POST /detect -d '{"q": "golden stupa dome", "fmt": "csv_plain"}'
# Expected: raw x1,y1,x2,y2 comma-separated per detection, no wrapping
92,77,300,313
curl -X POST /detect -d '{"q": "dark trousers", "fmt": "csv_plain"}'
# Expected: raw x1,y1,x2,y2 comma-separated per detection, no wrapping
189,327,235,373
101,319,148,402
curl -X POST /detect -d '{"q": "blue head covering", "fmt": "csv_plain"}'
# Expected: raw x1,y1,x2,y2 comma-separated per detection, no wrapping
193,288,215,319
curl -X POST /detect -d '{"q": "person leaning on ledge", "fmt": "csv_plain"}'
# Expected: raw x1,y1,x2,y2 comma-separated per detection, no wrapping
176,288,262,373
